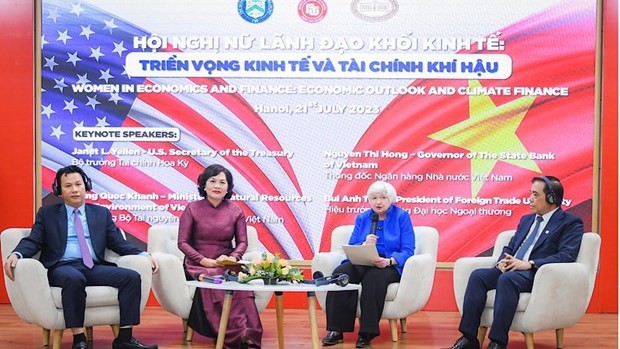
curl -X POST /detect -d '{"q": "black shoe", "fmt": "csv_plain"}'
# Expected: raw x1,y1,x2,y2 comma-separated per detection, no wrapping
112,337,158,349
355,335,372,348
486,341,506,349
72,341,88,349
449,336,480,349
240,337,261,349
322,331,343,346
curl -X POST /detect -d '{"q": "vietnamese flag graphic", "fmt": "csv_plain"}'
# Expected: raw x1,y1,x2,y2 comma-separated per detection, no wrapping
322,2,596,261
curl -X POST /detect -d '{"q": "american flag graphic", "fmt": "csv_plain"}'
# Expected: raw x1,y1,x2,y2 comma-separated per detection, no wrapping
41,0,313,259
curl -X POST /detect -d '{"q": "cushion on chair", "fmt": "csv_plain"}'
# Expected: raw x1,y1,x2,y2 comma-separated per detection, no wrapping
385,283,399,301
51,286,120,309
485,290,531,311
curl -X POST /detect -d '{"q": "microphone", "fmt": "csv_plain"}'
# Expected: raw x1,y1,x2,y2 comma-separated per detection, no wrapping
370,212,379,235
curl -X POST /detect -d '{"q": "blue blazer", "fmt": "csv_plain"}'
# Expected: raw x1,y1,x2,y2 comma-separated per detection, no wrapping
498,208,583,268
348,204,415,275
13,203,143,268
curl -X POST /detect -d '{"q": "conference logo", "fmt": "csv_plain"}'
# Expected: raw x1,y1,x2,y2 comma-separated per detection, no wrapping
351,0,399,22
238,0,274,24
298,0,328,23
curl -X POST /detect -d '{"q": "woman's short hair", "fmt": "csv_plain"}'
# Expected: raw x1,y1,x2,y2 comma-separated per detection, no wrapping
367,181,397,204
197,164,234,200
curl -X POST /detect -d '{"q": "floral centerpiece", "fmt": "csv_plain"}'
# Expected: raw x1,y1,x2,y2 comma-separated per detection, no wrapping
237,252,304,284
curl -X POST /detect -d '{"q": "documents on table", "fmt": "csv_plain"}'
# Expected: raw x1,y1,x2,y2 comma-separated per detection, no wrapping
342,244,380,266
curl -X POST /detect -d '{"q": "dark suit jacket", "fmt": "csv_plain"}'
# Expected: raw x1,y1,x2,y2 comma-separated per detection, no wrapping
498,208,583,269
13,203,143,268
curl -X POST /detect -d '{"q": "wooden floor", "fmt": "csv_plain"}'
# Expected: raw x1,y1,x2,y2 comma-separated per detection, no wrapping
0,304,616,348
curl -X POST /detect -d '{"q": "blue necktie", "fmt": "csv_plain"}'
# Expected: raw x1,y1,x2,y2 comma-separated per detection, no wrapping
515,216,544,260
73,208,94,268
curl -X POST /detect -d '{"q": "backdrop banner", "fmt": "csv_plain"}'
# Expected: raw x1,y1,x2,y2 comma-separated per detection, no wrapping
40,0,597,260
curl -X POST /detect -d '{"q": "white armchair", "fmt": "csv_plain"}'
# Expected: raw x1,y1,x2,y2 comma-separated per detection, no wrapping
311,225,438,341
453,231,601,349
147,224,272,341
0,228,153,349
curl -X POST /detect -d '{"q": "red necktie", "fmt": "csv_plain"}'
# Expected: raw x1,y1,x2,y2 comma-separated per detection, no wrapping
73,208,94,268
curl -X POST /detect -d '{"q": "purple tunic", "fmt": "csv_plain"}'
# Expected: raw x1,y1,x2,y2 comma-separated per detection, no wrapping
178,199,262,348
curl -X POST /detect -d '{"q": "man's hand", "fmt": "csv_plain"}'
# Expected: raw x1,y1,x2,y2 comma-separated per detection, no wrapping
496,260,508,273
499,253,532,272
147,254,159,273
3,253,19,281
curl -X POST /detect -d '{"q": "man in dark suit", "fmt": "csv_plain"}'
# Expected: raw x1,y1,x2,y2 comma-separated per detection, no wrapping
3,165,159,349
448,176,584,349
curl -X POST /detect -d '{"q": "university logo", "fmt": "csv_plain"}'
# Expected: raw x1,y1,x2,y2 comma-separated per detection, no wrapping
298,0,328,23
238,0,274,24
351,0,399,22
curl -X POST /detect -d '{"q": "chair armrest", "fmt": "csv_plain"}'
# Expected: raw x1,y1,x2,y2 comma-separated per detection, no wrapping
387,253,435,318
104,249,121,264
453,256,496,313
242,251,263,262
150,252,194,319
116,254,153,311
518,263,590,332
311,252,346,276
7,259,60,327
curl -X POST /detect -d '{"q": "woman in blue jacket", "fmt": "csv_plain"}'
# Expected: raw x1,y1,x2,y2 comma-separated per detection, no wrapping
322,181,415,348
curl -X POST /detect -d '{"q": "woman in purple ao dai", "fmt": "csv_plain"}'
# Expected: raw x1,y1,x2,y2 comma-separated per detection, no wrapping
178,164,262,349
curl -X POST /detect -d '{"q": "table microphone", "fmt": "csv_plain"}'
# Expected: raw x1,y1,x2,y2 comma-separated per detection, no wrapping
370,212,378,235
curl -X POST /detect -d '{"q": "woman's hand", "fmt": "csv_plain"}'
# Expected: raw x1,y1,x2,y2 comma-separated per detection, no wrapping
216,254,237,263
364,234,378,245
372,257,392,268
199,257,219,268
